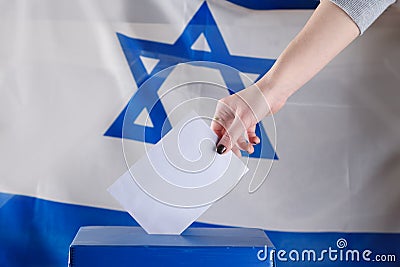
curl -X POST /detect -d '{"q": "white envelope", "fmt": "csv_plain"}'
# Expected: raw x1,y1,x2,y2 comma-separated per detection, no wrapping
108,112,248,235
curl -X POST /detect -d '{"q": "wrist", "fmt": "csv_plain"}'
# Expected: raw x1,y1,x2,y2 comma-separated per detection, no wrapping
256,72,291,99
255,74,290,114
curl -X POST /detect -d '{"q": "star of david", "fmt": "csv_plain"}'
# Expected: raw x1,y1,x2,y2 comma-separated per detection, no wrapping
105,2,278,159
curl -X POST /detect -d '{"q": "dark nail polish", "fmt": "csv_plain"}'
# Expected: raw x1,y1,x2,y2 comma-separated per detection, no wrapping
216,145,226,154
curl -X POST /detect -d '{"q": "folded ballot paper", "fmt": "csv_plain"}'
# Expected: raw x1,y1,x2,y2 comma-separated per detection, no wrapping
108,112,248,235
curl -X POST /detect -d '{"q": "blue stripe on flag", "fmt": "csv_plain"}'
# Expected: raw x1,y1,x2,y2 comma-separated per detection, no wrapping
0,192,399,266
267,231,400,266
0,193,138,267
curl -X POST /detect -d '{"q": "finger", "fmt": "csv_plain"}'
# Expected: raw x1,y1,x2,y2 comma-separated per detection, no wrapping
249,135,260,145
236,135,254,154
216,117,246,154
211,107,234,139
248,144,255,154
247,125,260,145
210,117,225,139
232,146,242,158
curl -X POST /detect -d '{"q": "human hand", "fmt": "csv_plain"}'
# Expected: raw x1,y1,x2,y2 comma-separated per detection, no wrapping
211,0,361,157
211,84,286,156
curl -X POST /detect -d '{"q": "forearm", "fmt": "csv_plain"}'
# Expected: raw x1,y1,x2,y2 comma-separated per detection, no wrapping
213,0,396,153
256,0,359,101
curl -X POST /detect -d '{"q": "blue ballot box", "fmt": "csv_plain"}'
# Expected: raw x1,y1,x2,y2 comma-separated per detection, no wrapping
69,226,275,267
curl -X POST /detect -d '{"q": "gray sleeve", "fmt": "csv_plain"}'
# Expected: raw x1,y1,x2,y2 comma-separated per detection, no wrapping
329,0,396,34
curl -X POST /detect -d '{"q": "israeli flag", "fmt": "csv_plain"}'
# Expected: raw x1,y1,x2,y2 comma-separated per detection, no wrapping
0,0,399,266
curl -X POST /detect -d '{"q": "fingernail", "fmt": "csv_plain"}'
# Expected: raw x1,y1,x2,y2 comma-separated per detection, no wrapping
248,145,254,154
216,145,226,154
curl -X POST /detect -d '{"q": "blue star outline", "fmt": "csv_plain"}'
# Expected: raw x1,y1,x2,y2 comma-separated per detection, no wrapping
105,2,278,160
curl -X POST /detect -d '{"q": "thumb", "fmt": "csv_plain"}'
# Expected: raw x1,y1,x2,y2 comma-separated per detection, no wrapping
216,117,245,155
